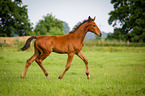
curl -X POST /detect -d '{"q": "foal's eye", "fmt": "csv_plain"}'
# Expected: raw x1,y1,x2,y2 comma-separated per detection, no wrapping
93,25,95,27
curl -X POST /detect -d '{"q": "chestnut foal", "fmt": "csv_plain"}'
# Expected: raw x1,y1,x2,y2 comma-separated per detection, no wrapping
21,16,102,79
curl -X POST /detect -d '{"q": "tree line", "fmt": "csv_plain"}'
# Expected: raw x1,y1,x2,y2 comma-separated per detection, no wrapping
0,0,145,42
0,0,70,37
107,0,145,42
33,13,69,36
0,0,32,37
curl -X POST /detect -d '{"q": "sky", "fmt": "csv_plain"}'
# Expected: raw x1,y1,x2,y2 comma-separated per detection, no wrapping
22,0,114,33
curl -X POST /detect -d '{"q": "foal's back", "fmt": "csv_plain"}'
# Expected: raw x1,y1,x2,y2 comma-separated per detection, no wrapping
35,34,82,54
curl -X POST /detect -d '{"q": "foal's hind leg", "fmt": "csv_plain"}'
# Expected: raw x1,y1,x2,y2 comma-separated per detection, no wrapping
21,50,39,78
76,51,90,79
35,51,50,79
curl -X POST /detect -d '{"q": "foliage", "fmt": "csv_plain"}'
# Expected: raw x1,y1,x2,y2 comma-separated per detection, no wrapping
34,14,64,36
0,49,145,96
0,0,33,37
49,27,64,35
108,0,145,42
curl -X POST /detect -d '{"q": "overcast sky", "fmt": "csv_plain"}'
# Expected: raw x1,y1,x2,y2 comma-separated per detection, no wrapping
22,0,114,33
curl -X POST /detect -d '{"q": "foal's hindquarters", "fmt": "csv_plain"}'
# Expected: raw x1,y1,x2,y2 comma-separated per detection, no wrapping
21,43,50,79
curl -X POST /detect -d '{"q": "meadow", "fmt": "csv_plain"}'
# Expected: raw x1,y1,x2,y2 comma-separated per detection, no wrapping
0,46,145,96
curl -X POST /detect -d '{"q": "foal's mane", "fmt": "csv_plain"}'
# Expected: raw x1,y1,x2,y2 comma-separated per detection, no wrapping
68,19,88,34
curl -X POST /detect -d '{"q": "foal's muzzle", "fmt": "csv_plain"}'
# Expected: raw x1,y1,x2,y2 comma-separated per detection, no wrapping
96,32,102,37
100,33,102,37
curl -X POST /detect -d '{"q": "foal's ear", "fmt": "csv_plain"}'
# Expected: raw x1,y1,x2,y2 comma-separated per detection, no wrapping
88,16,92,22
93,16,96,21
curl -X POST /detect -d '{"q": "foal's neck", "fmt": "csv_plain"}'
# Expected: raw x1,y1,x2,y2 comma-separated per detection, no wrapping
73,22,88,44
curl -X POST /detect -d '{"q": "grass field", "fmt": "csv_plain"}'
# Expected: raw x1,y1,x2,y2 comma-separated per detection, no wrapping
0,47,145,96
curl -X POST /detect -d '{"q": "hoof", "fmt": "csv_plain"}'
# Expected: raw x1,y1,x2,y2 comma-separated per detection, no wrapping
46,76,50,80
86,73,90,79
87,75,91,79
21,75,25,78
58,76,62,79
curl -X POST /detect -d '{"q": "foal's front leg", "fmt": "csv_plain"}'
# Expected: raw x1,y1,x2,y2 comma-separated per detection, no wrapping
58,53,74,79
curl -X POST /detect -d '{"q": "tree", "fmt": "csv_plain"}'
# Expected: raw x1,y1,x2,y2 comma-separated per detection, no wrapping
0,0,32,37
63,21,70,34
107,0,145,42
34,14,64,36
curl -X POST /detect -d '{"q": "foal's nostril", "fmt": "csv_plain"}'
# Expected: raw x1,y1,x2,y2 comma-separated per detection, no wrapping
100,33,102,37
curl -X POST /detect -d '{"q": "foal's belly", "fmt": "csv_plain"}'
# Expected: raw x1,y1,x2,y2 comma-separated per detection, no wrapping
52,43,83,54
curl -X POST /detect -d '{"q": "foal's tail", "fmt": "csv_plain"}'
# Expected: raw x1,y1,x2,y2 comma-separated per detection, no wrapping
20,35,37,51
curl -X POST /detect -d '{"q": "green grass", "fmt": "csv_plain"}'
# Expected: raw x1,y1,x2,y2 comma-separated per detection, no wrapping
0,47,145,96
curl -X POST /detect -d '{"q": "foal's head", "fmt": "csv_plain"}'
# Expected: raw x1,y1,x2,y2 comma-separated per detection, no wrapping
87,16,102,37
